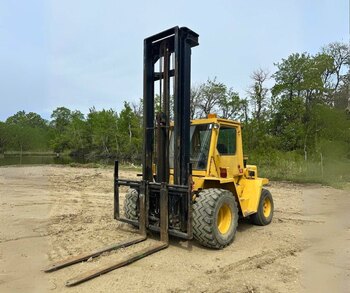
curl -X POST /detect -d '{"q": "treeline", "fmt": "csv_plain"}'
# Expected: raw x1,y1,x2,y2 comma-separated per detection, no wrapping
0,103,142,161
0,42,349,173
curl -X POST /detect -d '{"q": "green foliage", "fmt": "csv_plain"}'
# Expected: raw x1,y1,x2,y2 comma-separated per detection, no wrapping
314,105,350,143
0,122,8,153
313,105,350,159
6,110,48,128
87,108,117,155
220,88,245,120
1,111,50,152
272,53,311,99
50,107,73,152
272,52,333,105
42,103,142,162
247,69,270,121
50,107,72,132
67,111,87,152
321,42,350,103
191,78,227,118
272,97,305,151
116,102,142,161
191,78,246,120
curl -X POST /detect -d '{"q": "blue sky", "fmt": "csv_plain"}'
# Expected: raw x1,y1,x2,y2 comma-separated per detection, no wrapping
0,0,348,121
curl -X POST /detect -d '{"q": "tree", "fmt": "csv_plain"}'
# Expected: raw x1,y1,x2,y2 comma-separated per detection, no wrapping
49,107,88,154
271,52,335,157
87,108,118,156
219,88,245,121
50,107,73,152
335,72,350,109
322,42,350,93
190,86,202,119
117,102,142,161
66,111,87,154
195,78,226,118
272,97,305,151
242,69,272,151
322,42,350,108
50,107,72,133
191,78,245,121
272,53,310,100
247,69,270,121
6,111,47,128
132,98,143,122
0,122,8,153
271,53,330,104
4,111,50,152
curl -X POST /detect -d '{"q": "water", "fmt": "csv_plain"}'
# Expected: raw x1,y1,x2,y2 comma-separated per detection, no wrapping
0,154,86,166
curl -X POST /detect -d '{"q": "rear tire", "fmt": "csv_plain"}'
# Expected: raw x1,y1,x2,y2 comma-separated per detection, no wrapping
251,189,273,226
124,189,138,221
193,188,239,249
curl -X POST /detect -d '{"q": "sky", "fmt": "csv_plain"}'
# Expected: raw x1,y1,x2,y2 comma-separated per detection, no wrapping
0,0,348,121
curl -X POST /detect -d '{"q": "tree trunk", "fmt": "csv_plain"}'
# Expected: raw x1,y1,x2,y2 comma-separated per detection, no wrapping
20,143,23,165
128,123,132,143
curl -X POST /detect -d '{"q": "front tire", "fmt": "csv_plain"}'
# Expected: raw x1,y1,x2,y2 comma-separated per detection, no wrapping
124,189,138,221
251,189,274,226
193,188,239,249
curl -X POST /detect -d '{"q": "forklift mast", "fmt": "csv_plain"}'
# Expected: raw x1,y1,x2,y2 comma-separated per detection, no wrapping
44,27,200,286
143,27,199,186
112,26,199,240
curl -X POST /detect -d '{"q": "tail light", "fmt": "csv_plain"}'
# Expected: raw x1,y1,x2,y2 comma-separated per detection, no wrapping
220,168,227,178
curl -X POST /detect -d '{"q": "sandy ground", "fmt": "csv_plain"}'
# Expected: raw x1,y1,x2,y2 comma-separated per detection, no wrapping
0,165,349,293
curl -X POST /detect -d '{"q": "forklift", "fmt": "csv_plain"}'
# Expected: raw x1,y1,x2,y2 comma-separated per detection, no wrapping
44,26,273,286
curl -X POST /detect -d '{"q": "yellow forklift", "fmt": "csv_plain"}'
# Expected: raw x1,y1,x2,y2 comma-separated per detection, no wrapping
44,26,273,286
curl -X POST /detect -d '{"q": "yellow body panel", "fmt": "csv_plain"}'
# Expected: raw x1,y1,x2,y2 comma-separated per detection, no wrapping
166,115,268,217
236,178,263,216
189,116,268,217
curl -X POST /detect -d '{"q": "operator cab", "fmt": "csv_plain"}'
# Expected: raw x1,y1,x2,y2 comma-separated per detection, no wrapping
169,114,243,178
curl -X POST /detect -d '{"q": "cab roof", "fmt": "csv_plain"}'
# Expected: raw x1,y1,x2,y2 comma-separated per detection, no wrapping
191,116,241,127
170,114,241,127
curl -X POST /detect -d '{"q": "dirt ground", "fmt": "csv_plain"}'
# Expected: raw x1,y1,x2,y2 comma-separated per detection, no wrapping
0,166,349,293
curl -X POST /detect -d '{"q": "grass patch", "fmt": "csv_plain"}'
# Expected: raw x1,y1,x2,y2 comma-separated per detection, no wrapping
247,150,350,189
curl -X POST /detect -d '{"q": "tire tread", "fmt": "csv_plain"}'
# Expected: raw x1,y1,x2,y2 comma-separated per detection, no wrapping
124,189,138,220
193,188,238,249
251,189,273,226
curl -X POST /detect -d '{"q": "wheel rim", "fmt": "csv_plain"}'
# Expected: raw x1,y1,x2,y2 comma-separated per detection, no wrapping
263,197,272,218
217,203,232,234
